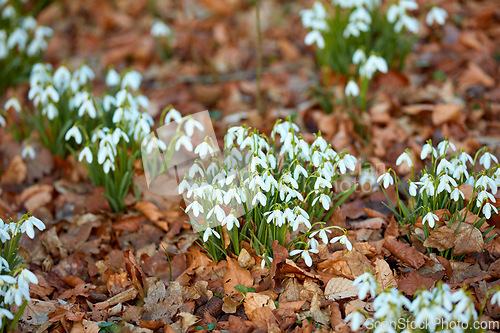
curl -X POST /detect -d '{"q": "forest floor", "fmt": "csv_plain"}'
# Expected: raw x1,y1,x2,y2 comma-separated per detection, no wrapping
1,0,500,332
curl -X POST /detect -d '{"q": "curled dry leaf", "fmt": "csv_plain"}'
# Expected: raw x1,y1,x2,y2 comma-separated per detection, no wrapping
374,258,397,290
384,237,426,269
133,201,164,221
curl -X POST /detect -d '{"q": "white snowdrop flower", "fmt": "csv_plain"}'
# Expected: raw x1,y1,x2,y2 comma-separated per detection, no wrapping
18,269,38,289
353,272,378,300
420,142,437,160
186,201,204,217
452,161,469,180
482,202,498,219
396,150,413,168
144,137,167,154
450,188,464,201
294,164,308,179
477,175,497,194
252,192,267,206
436,158,452,175
345,311,365,331
151,20,172,37
395,14,419,33
21,142,35,160
78,99,97,118
4,284,25,306
106,69,121,87
178,179,192,195
352,49,366,65
0,308,13,327
304,30,325,49
491,290,500,307
75,64,95,85
184,118,204,136
437,139,456,156
7,28,28,51
314,176,332,190
79,146,93,163
174,135,192,152
21,216,45,239
300,2,327,30
4,97,21,112
195,141,215,159
477,190,495,206
387,4,402,23
203,227,220,242
290,248,318,267
330,234,352,250
349,7,372,24
343,21,369,38
308,237,319,250
400,0,419,10
426,6,448,26
0,115,5,127
310,227,332,244
53,66,71,92
207,205,226,222
221,213,239,231
359,54,388,79
65,125,82,144
45,103,58,120
436,174,457,194
121,71,142,91
345,80,359,97
422,211,438,228
409,181,417,197
22,16,37,30
2,5,15,19
458,151,473,164
266,210,284,226
480,151,498,170
377,172,393,189
189,164,205,178
312,193,331,210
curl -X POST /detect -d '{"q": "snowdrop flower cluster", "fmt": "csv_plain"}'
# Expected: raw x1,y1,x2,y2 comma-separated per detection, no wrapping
300,2,328,49
379,139,499,258
301,0,448,112
343,2,375,38
0,214,44,328
387,0,420,33
10,63,151,211
347,276,484,333
172,115,357,264
0,1,52,93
